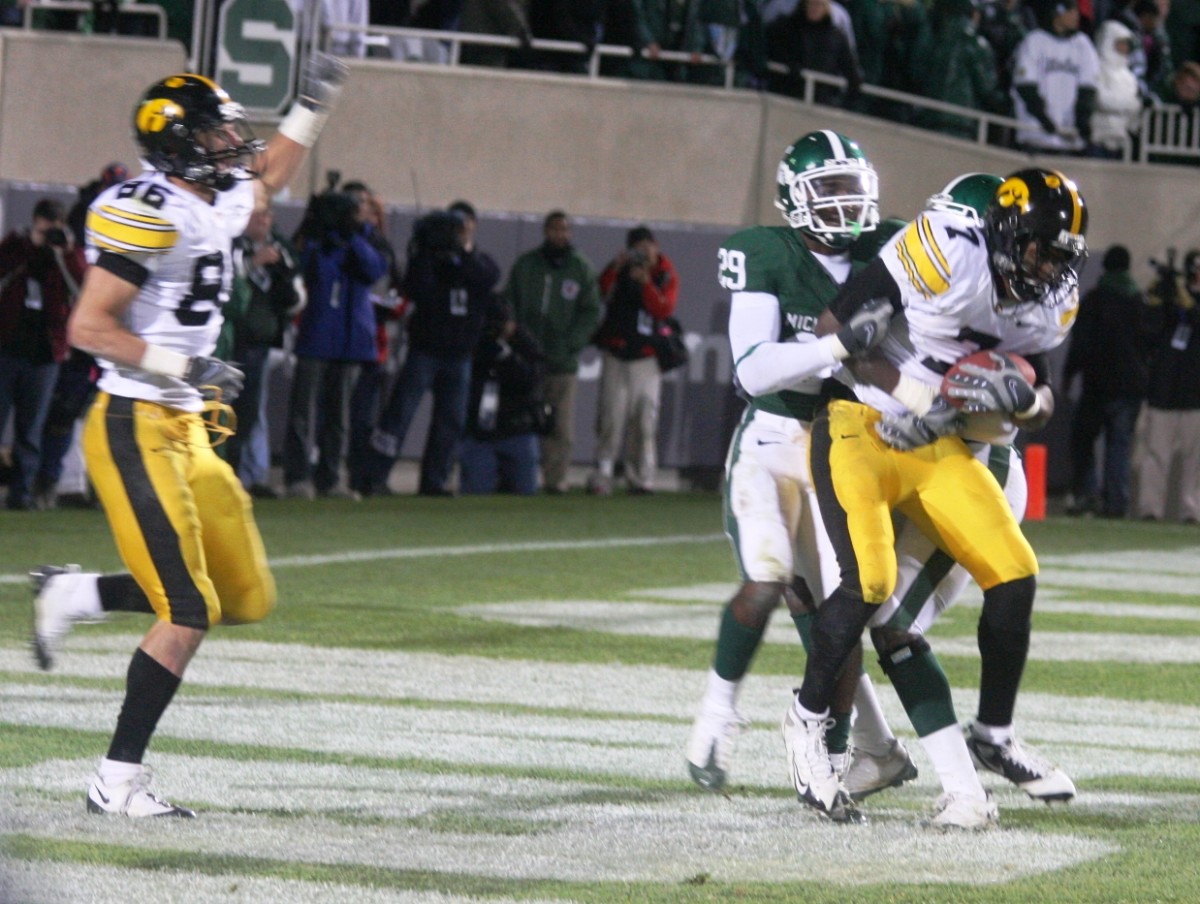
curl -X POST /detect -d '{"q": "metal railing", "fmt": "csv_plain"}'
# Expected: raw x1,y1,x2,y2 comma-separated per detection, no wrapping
324,22,1027,151
21,0,167,40
1139,104,1200,163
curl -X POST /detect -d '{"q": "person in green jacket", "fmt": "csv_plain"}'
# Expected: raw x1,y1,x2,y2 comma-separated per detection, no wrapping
503,211,601,493
918,0,1009,139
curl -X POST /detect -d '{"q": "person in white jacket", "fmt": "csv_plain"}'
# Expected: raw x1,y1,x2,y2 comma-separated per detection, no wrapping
1090,18,1143,158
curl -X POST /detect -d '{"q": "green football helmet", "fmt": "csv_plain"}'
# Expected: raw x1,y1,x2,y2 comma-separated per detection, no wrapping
775,130,879,249
925,173,1003,225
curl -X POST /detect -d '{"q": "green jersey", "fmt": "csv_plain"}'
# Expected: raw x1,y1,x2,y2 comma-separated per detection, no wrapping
719,226,862,420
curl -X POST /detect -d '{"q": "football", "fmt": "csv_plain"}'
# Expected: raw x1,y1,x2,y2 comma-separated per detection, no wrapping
940,350,1036,410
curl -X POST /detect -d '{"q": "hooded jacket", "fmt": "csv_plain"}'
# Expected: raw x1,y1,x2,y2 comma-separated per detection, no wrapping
1091,19,1142,152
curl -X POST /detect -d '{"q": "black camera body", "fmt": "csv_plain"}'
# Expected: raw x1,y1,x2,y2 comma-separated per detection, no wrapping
626,248,650,269
43,227,68,248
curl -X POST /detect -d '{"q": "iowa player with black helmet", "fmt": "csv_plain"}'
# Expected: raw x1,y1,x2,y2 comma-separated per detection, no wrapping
29,57,348,818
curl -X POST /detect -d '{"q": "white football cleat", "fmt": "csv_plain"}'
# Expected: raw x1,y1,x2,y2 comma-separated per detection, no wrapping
781,702,863,824
686,703,746,792
86,764,196,818
922,790,999,831
965,722,1077,802
844,737,919,801
30,564,103,671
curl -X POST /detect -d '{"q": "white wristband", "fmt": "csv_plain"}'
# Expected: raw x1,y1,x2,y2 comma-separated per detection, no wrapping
140,344,190,379
891,373,940,416
1016,390,1043,419
822,333,851,362
278,104,329,149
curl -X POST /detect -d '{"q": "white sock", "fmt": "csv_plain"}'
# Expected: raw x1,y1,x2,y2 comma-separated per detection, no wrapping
792,697,828,723
72,574,103,618
921,725,987,799
970,720,1013,745
702,669,739,712
849,673,896,756
97,757,142,782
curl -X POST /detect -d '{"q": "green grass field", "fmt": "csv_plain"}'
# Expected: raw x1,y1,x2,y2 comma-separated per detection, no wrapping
2,492,1199,903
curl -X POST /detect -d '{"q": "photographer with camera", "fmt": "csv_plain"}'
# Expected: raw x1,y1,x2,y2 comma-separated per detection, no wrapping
587,225,679,496
283,176,388,500
459,301,550,495
357,201,503,496
1134,247,1200,522
0,198,87,510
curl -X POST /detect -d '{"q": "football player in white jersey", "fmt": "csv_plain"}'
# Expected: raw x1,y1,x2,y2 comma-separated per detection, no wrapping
840,174,1077,829
29,59,348,818
778,167,1087,822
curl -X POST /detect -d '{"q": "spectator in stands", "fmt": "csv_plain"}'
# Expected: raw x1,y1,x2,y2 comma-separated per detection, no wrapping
460,0,532,68
526,0,605,73
459,301,549,495
587,226,679,496
1109,0,1173,101
1090,18,1143,157
1161,58,1200,109
1011,0,1100,154
1135,249,1200,522
360,202,503,497
766,0,863,108
284,189,388,500
223,183,306,499
844,0,933,122
978,0,1034,94
503,210,601,494
0,199,86,510
918,0,1009,139
763,0,857,55
1064,244,1151,518
291,0,369,57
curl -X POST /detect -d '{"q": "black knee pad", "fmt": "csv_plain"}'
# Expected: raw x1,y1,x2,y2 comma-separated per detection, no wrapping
870,628,932,676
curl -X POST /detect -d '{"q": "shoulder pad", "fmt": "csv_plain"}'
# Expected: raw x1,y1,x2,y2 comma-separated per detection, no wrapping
85,194,179,255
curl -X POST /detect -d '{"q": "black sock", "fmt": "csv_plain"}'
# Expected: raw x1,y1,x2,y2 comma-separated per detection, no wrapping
97,574,154,614
976,577,1035,727
106,649,182,764
797,589,874,714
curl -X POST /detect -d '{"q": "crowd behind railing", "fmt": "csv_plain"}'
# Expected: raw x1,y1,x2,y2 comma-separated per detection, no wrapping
6,0,1199,164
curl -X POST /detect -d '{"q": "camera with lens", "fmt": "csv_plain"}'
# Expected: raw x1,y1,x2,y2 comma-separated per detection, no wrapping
43,227,68,248
625,247,650,269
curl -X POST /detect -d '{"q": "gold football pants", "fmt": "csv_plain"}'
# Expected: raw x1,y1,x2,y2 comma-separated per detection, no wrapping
811,400,1037,604
84,393,276,629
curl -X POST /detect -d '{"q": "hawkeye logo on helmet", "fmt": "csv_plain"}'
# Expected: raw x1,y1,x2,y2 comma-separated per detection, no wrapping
997,177,1031,212
137,99,183,134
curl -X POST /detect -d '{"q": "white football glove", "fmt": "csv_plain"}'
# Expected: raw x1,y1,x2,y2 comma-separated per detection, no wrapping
875,396,962,451
183,355,245,404
943,357,1037,415
832,298,893,358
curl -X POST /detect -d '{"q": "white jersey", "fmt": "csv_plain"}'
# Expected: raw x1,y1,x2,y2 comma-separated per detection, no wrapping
85,170,255,412
847,209,1078,430
1011,28,1101,152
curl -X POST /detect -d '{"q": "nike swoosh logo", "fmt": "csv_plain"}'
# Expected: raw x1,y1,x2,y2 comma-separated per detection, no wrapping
756,439,781,446
95,788,110,804
839,434,859,439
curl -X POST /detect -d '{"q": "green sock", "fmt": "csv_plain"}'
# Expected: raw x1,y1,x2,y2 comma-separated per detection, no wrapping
827,710,852,755
882,647,957,737
713,605,765,681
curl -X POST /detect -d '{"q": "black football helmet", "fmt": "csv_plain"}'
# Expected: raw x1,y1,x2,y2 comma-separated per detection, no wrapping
132,74,264,191
984,168,1088,305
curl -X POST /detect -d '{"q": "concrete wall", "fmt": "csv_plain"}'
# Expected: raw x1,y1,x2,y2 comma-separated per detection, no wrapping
1,31,1195,281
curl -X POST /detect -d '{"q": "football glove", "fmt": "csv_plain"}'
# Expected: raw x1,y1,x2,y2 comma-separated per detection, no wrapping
875,396,962,451
183,355,245,404
297,51,349,115
833,298,893,358
944,359,1038,416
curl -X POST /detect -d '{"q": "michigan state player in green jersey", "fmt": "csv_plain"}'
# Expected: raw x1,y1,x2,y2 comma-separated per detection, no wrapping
685,130,897,823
